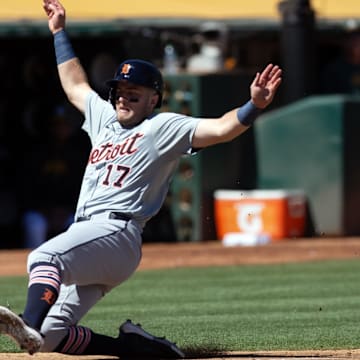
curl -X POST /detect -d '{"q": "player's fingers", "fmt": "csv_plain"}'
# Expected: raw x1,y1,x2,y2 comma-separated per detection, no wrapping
271,78,282,91
268,68,282,85
43,5,52,17
266,78,282,99
44,0,57,11
43,0,50,12
268,65,280,77
271,67,282,79
46,2,65,17
258,64,274,84
46,3,56,15
251,72,261,87
52,0,64,11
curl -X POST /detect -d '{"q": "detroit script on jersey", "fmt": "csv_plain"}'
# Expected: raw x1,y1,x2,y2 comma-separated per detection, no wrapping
88,133,144,164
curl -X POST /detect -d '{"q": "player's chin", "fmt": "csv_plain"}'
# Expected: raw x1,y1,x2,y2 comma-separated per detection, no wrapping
118,116,141,128
117,109,133,122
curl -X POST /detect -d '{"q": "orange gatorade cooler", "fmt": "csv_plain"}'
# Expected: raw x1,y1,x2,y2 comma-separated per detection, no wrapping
213,189,307,243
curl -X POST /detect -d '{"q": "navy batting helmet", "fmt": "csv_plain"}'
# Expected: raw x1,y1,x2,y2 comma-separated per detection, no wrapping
106,59,164,108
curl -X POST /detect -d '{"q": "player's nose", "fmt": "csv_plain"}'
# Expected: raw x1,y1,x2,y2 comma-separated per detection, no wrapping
116,95,127,103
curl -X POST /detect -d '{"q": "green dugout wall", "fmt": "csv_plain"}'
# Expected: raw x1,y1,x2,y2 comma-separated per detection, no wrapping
255,95,360,236
164,72,255,241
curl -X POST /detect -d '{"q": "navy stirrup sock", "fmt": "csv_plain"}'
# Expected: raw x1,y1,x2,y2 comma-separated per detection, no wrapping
55,327,119,356
22,262,61,330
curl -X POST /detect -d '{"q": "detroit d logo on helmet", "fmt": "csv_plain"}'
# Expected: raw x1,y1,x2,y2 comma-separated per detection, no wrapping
121,64,133,78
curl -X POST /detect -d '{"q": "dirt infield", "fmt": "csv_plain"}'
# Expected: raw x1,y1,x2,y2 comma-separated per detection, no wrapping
2,237,360,276
1,237,360,359
2,349,360,360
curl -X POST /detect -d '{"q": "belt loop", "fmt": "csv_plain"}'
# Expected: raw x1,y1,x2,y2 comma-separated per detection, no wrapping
76,212,131,222
76,215,90,222
109,212,132,222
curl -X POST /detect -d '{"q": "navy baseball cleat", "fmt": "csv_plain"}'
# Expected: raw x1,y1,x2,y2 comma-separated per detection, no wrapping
0,306,43,355
118,319,185,358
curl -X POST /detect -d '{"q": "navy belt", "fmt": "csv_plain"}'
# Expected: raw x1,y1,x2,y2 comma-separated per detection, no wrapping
76,212,131,222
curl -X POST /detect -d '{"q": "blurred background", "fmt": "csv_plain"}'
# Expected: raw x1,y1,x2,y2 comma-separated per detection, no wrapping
1,0,360,248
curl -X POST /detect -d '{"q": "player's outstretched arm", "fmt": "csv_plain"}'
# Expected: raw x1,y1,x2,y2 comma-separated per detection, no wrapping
43,0,91,113
192,63,282,149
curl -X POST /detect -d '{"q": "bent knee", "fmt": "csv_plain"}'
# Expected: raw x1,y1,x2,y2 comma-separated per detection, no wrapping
27,249,61,274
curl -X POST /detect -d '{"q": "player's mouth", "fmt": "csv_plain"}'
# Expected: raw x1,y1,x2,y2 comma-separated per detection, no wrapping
118,106,131,113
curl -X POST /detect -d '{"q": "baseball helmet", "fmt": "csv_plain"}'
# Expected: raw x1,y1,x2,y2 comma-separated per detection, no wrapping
106,59,164,108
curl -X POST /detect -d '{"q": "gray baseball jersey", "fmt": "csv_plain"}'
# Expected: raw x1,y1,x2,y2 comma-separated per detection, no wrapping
75,90,200,229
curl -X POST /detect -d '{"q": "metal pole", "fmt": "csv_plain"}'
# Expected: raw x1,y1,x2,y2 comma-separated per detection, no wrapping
278,0,316,104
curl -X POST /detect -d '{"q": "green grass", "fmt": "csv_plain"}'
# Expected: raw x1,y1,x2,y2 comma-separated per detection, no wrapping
1,259,360,353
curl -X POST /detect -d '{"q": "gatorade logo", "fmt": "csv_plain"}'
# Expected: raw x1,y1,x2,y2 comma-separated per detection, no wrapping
235,203,264,233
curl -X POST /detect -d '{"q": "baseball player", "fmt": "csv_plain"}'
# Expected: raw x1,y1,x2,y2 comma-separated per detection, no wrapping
0,0,282,357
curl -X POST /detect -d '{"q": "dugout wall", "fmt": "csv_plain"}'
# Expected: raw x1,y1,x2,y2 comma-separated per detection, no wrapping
255,95,360,236
164,72,256,242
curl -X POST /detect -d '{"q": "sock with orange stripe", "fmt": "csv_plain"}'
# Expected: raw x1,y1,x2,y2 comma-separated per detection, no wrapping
54,326,120,355
22,262,61,330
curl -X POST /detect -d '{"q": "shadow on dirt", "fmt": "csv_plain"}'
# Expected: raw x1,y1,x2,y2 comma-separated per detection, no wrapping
183,346,332,359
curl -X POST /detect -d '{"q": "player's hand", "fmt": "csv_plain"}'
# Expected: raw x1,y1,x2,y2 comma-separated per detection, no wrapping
250,64,282,109
43,0,66,34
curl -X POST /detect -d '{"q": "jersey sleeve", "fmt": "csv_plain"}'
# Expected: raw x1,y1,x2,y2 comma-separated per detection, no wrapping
82,91,117,145
150,112,201,157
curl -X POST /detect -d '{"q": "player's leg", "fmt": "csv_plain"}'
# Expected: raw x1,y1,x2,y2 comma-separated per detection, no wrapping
40,282,110,353
0,247,62,354
0,219,139,354
22,261,61,330
0,258,62,354
41,283,184,358
0,219,184,357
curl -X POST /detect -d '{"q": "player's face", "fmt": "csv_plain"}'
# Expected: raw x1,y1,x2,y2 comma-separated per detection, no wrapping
115,82,159,127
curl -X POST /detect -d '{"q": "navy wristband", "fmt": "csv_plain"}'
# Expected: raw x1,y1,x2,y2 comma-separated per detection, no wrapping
236,100,261,126
54,30,76,65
